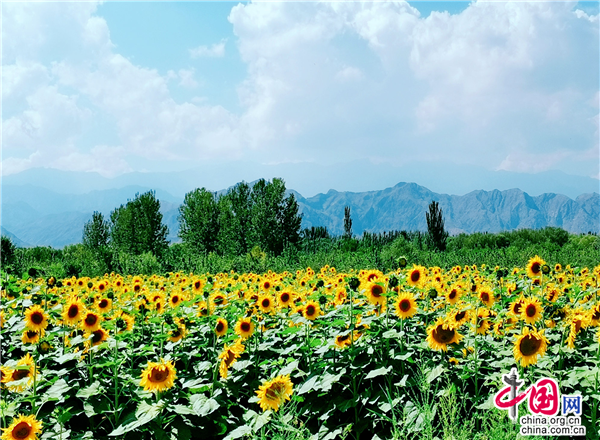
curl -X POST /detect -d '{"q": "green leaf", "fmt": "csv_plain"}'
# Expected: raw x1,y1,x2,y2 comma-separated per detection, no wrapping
109,400,164,436
223,425,252,440
191,394,219,417
426,365,445,383
365,366,392,380
44,379,71,400
76,382,103,399
318,369,346,392
297,375,320,395
278,360,299,376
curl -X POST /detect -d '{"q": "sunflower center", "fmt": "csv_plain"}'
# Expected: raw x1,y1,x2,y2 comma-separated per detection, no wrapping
262,299,270,308
531,263,541,274
433,326,455,344
85,314,98,326
526,304,537,318
31,312,44,325
172,296,179,304
194,281,201,289
68,305,79,318
241,322,251,332
281,293,290,302
134,285,141,292
480,292,489,303
216,322,225,333
367,274,377,282
371,285,383,297
225,351,235,367
306,305,316,316
91,331,103,344
455,311,466,321
337,334,350,343
514,303,522,314
264,282,271,289
266,383,285,400
99,299,109,309
12,369,30,381
574,320,582,333
520,335,542,356
214,296,224,305
410,271,420,283
449,290,457,300
149,367,168,383
399,299,411,312
12,422,32,439
26,330,37,338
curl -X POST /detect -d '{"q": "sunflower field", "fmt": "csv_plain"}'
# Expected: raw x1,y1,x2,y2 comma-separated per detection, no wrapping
1,257,599,440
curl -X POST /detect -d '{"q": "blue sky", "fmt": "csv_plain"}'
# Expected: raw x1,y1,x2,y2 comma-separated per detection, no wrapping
2,1,599,195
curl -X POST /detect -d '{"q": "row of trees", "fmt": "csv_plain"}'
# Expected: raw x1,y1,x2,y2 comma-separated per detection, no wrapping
82,178,304,260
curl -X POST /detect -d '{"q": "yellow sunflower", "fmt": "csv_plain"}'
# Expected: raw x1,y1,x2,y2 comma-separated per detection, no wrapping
426,318,463,351
364,282,386,306
1,414,42,440
7,354,36,392
478,288,494,308
95,298,112,314
334,333,352,349
448,308,470,328
277,291,294,308
139,359,177,393
302,300,321,321
21,330,43,345
513,327,548,367
508,298,525,318
255,375,294,412
445,285,462,305
24,305,49,332
86,328,109,347
168,325,186,343
215,318,228,337
114,312,134,333
566,310,591,349
257,295,275,314
406,265,426,288
218,339,245,379
62,298,85,326
235,317,255,339
526,256,546,278
521,297,543,324
81,311,102,333
394,292,418,319
473,308,491,335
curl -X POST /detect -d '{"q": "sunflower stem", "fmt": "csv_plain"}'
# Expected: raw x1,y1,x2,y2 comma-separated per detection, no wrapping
113,330,120,426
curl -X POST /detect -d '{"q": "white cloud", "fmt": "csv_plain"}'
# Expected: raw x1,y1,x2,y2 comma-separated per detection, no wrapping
189,40,226,58
2,1,598,182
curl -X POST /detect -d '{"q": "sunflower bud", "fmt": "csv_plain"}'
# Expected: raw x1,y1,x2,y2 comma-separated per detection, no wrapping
348,277,360,291
388,275,399,289
541,264,551,275
397,257,408,269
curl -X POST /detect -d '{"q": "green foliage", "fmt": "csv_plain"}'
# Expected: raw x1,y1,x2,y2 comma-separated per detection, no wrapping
344,206,353,239
178,179,302,258
110,191,169,257
179,188,221,254
1,235,16,268
425,200,448,252
83,211,110,251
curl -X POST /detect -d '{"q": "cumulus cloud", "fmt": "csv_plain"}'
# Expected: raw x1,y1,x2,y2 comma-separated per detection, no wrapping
2,1,598,181
189,40,226,58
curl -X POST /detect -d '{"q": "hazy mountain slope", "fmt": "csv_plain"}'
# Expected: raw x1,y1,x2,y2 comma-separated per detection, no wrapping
1,181,598,248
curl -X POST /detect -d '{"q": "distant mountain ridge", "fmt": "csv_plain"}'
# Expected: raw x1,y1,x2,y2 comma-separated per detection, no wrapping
1,181,598,248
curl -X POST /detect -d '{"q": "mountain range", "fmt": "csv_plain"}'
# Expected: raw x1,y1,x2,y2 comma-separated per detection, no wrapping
2,180,598,248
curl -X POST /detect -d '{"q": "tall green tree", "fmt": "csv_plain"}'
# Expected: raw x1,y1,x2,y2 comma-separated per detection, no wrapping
110,191,169,256
178,188,220,254
83,211,110,251
344,206,353,239
426,200,449,251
